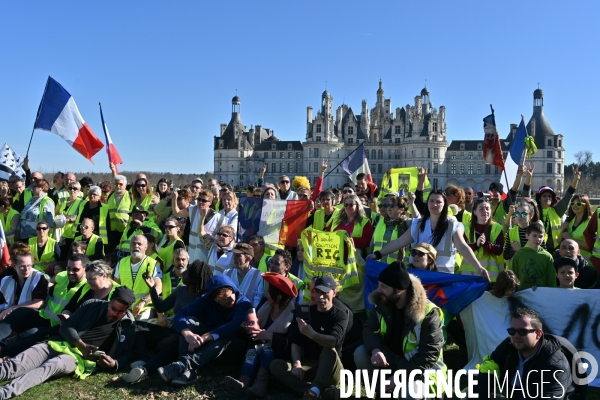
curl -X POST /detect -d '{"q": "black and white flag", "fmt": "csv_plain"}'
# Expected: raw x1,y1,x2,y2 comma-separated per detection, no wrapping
0,143,25,181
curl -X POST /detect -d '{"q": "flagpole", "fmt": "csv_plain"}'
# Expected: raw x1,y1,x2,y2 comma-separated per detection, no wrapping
99,102,112,165
323,142,363,179
25,127,35,157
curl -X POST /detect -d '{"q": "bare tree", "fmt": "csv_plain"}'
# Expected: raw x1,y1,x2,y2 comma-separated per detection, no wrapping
574,150,593,168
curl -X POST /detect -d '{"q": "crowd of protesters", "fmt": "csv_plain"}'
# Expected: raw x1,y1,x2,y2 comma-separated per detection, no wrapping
0,156,596,400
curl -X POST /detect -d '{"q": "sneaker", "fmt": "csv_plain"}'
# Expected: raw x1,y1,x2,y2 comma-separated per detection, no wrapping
302,389,319,400
322,386,340,400
130,360,146,369
158,362,184,383
171,369,198,386
122,367,147,383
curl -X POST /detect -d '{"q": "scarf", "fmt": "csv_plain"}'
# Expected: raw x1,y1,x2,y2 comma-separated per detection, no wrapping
256,299,295,334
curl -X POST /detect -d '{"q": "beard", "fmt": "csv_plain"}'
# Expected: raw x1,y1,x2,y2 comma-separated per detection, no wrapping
131,251,144,259
383,291,402,309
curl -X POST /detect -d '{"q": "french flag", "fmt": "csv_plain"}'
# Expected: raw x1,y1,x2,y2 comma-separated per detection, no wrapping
503,116,528,183
99,103,123,174
34,77,104,162
341,142,373,183
237,198,311,248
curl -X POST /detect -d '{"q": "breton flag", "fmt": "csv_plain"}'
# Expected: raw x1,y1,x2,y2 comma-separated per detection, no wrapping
99,103,123,174
503,115,529,183
237,198,311,248
0,143,26,181
340,142,372,184
0,220,10,272
33,77,104,162
482,111,505,172
365,259,489,316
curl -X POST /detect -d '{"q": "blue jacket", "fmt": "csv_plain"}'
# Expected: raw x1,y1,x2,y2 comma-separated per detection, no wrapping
173,274,251,340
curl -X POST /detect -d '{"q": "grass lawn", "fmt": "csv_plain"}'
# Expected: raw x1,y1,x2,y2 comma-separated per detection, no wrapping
15,345,600,399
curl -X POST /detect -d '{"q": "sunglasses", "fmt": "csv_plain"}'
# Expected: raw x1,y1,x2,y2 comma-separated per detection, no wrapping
80,225,90,230
114,183,124,186
216,232,231,238
344,203,356,208
411,250,426,257
164,225,177,230
506,328,537,336
36,226,49,231
342,190,353,194
136,184,147,188
254,195,262,198
379,204,391,208
279,180,290,184
69,187,79,191
514,212,529,218
571,202,586,206
198,198,211,203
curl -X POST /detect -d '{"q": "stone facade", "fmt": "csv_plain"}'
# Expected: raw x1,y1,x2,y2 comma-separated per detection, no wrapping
214,83,565,194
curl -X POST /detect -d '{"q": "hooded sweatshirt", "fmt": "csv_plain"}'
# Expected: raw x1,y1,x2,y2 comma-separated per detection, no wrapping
511,246,556,290
173,274,251,340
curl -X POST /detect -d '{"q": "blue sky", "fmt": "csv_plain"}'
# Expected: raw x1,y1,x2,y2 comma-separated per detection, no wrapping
1,1,598,175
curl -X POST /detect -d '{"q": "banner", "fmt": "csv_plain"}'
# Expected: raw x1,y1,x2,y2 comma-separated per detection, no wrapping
460,289,600,387
0,143,25,181
238,197,310,248
365,260,489,315
378,167,431,199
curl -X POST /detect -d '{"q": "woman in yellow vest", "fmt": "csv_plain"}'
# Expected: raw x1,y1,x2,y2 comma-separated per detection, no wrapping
57,181,84,251
131,177,159,221
307,190,338,231
17,179,55,242
559,194,592,260
0,197,20,244
370,196,410,264
503,201,545,267
29,221,60,274
157,218,185,271
329,194,374,256
460,198,505,281
535,166,581,252
84,260,119,301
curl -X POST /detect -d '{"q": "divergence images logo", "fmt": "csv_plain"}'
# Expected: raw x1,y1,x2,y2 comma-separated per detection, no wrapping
572,351,598,385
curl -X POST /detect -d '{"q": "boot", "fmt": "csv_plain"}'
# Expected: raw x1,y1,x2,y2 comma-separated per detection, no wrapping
222,375,251,394
246,368,269,398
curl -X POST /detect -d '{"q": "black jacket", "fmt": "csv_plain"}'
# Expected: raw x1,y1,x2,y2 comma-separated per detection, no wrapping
476,333,575,400
56,299,136,371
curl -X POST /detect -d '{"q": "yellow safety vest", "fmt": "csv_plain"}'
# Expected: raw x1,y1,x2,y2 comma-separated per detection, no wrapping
47,340,96,379
591,211,600,260
75,201,110,244
491,202,507,225
541,207,562,247
131,195,155,221
300,228,359,294
0,208,19,243
459,222,505,281
372,218,401,264
157,237,184,271
256,253,270,273
73,234,105,259
13,189,32,206
29,236,57,273
312,209,339,231
568,217,591,260
376,301,447,394
330,216,369,240
119,220,162,253
39,271,87,326
59,199,84,239
107,192,131,232
118,256,157,313
378,167,432,199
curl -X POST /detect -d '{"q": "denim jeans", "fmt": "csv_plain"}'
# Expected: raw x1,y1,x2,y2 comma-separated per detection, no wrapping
240,343,274,379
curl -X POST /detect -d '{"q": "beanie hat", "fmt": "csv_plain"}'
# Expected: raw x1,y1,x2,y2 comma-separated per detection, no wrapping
378,261,411,290
112,286,136,307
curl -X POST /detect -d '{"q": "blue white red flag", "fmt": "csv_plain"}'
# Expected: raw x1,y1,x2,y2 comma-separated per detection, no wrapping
34,77,104,162
0,220,10,271
238,198,311,248
503,115,528,184
365,259,489,315
482,112,505,172
340,142,372,183
99,103,123,174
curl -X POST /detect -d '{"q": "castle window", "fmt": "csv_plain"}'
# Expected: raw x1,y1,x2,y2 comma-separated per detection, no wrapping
296,163,300,173
557,163,561,173
313,162,318,172
297,152,301,159
314,148,319,158
272,152,276,159
451,164,456,175
288,163,293,173
547,151,552,158
280,152,285,159
395,138,401,143
240,151,244,158
485,165,491,174
556,151,561,159
460,164,464,174
427,148,431,158
316,136,321,142
432,122,438,132
547,163,553,174
451,153,456,160
371,150,376,160
271,163,276,173
433,178,438,189
468,164,473,174
434,148,439,158
547,139,552,146
280,163,284,173
348,126,354,135
348,137,354,144
433,163,439,174
378,149,383,159
316,124,322,133
394,126,401,135
264,152,268,159
477,164,482,175
288,152,293,159
468,152,473,159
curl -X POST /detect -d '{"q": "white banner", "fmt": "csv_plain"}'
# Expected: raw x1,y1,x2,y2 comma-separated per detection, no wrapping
460,288,600,387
